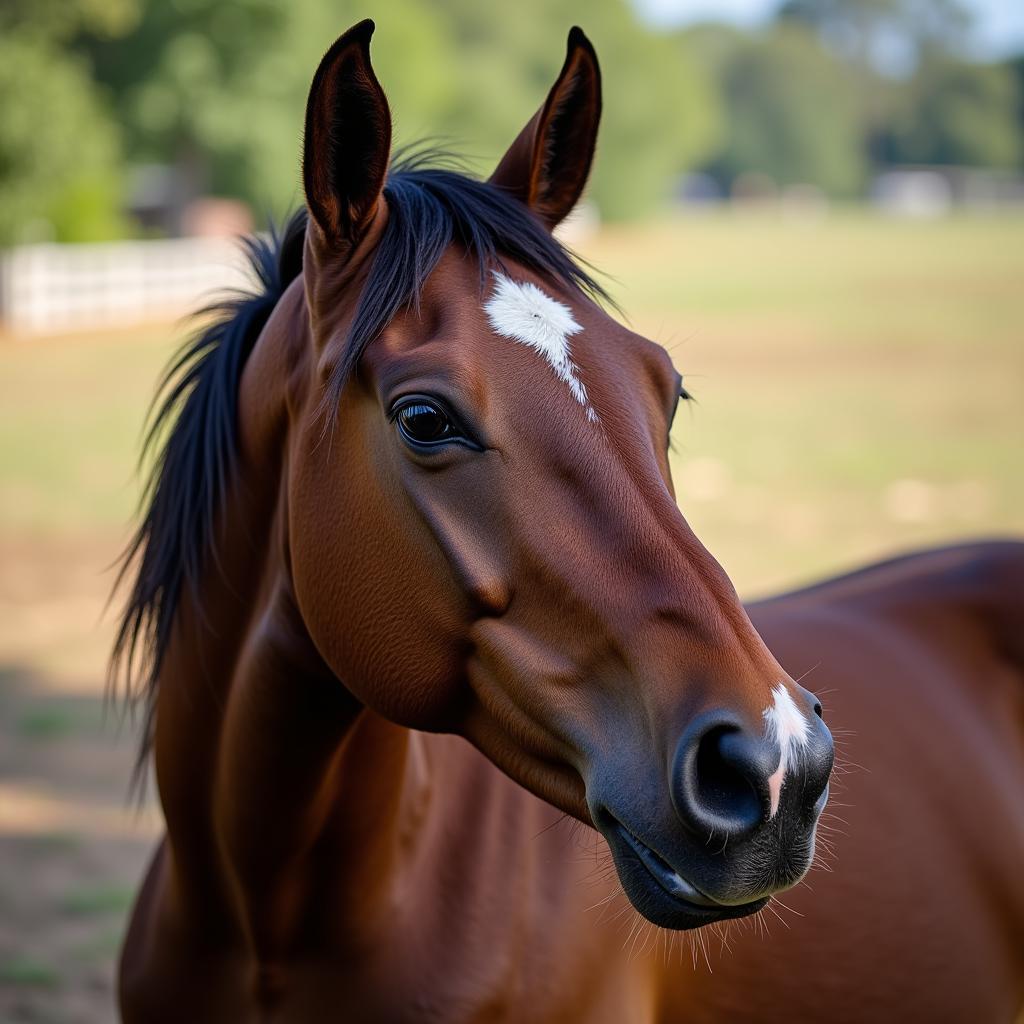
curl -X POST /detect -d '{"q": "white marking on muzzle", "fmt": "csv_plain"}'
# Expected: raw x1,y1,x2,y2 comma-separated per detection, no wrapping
763,684,809,818
483,272,598,422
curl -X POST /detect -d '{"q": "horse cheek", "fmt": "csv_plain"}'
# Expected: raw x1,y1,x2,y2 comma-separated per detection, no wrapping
288,429,467,731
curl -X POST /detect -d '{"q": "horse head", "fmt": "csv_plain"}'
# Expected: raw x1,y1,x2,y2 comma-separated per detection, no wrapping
288,20,833,929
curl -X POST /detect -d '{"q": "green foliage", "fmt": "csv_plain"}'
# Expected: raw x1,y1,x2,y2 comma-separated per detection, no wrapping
886,58,1022,168
0,0,140,42
685,24,866,196
80,0,720,222
577,5,721,218
1008,55,1024,169
0,0,1020,243
0,32,128,244
778,0,971,67
412,0,721,219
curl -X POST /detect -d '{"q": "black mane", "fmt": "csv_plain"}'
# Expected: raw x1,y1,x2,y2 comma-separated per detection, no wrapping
110,160,607,781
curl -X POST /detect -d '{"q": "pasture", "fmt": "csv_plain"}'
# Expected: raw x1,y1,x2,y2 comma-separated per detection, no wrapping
1,208,1022,1020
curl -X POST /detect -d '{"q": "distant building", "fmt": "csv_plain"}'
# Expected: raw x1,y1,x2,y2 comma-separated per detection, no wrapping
872,167,1024,217
127,163,254,238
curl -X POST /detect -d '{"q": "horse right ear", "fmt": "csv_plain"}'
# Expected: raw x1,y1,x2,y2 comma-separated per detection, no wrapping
302,20,392,252
489,27,601,229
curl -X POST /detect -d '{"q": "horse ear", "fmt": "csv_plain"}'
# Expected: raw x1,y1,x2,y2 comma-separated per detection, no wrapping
489,27,601,229
303,20,392,249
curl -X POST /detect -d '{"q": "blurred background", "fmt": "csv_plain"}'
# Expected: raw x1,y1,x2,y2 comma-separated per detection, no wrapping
1,0,1022,1019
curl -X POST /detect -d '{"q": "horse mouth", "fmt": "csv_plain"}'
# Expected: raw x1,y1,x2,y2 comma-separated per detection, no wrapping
613,822,719,907
605,816,769,928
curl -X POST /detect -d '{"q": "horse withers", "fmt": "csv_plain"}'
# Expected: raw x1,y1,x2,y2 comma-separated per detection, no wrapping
114,20,1024,1023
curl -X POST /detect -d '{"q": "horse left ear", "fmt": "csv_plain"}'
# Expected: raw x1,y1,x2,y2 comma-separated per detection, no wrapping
303,19,392,252
489,26,602,229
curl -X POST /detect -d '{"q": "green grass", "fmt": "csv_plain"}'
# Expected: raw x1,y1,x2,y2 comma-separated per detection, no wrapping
0,209,1021,597
69,925,124,963
580,209,1024,593
588,210,1023,349
20,832,83,855
17,707,78,740
0,326,172,533
0,955,60,988
60,884,135,918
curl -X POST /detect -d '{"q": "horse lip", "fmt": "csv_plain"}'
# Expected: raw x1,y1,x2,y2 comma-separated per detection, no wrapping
609,819,721,909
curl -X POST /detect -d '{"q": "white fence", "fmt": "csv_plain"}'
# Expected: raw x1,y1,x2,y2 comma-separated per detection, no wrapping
0,236,257,336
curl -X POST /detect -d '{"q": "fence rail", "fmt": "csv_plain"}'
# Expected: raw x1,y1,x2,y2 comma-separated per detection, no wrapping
0,237,255,336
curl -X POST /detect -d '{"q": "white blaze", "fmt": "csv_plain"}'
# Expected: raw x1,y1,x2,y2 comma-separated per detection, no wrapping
483,272,598,421
763,684,809,818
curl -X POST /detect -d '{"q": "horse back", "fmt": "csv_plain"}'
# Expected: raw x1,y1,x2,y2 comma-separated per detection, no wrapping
754,539,1024,663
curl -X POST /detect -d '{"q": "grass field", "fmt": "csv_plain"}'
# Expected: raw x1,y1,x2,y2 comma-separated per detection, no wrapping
1,209,1022,1020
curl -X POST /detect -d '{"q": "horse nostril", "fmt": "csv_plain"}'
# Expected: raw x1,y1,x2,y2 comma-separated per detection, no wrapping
694,726,763,834
672,714,773,841
672,704,834,843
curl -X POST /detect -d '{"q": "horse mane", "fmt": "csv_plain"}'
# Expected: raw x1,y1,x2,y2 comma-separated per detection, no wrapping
109,208,307,786
110,154,609,784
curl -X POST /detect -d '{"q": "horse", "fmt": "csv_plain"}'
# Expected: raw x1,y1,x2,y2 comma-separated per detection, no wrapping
113,20,1024,1023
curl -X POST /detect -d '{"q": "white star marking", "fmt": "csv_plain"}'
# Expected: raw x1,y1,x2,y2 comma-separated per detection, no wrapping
483,272,598,422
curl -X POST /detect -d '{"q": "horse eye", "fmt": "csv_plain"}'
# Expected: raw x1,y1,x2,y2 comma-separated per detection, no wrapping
395,400,456,447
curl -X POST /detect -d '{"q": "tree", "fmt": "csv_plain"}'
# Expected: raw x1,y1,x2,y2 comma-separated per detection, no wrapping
776,0,977,168
684,23,866,196
0,1,135,243
885,58,1022,168
80,0,720,223
1000,54,1024,170
422,0,721,219
777,0,972,71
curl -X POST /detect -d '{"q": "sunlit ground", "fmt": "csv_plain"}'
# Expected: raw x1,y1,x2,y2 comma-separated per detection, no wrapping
1,209,1022,1019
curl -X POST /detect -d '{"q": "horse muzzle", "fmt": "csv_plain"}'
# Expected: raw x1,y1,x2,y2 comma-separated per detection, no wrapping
591,685,834,929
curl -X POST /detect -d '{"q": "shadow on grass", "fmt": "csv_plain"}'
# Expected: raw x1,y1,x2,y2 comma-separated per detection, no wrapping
0,662,157,1023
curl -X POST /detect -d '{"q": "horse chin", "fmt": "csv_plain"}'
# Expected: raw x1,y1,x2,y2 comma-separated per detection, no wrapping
600,817,771,931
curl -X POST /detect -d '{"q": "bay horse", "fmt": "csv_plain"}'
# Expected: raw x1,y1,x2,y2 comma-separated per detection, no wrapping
113,21,1024,1023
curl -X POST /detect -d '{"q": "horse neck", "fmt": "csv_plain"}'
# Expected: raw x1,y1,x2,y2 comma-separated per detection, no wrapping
153,282,429,954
